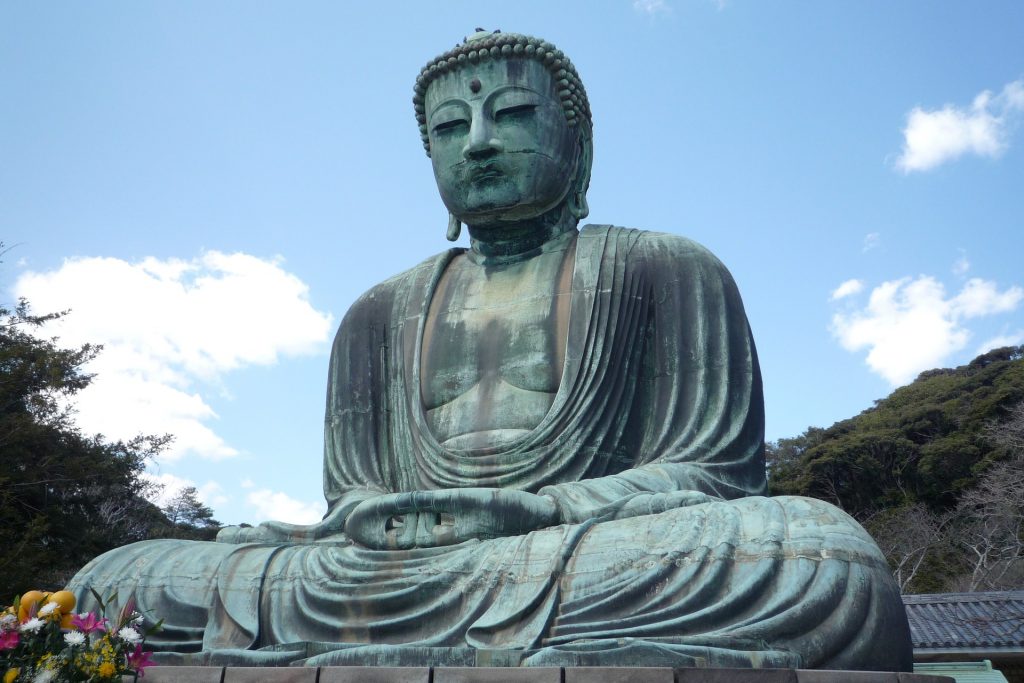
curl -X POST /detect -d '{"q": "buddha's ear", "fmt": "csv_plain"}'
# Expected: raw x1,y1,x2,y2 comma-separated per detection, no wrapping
568,125,593,221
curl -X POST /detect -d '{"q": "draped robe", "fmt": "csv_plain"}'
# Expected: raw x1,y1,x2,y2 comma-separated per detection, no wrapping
67,226,912,670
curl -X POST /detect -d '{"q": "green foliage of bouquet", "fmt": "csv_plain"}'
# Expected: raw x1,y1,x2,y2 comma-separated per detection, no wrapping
1,589,159,682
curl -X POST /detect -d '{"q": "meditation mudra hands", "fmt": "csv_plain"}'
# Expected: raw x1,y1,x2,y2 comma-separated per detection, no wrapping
342,488,722,549
344,488,560,550
217,487,720,547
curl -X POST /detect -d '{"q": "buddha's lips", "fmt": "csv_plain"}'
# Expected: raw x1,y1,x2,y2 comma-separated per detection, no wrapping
465,163,504,182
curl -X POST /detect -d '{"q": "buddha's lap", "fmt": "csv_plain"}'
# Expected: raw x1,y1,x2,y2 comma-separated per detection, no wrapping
69,494,888,630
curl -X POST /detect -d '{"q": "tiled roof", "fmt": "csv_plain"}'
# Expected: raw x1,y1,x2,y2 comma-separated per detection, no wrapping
904,591,1024,651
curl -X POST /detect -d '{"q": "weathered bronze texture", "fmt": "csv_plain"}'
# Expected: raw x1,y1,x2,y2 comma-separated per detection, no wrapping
67,31,913,671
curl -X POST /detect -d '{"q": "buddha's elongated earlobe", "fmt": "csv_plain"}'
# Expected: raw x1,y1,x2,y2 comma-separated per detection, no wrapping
568,190,589,221
446,213,462,241
568,129,594,221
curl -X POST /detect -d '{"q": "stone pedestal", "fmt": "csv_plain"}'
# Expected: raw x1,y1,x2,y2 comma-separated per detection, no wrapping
132,666,953,682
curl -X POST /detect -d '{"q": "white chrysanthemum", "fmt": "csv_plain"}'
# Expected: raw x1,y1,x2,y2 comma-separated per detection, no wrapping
0,613,16,627
64,630,86,646
117,626,142,644
37,602,59,617
20,617,44,632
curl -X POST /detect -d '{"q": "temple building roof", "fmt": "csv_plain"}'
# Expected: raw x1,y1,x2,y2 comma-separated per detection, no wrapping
904,591,1024,653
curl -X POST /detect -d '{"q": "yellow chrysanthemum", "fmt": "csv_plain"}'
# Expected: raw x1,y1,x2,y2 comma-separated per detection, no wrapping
97,661,116,678
3,668,19,683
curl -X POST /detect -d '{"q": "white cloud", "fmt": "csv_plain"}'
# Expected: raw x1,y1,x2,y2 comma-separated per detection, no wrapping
633,0,671,15
896,79,1024,173
863,232,881,252
14,251,333,461
247,489,326,525
951,278,1023,318
977,331,1024,355
831,275,1024,385
141,472,228,509
831,279,864,301
240,478,255,489
142,472,194,507
198,481,229,508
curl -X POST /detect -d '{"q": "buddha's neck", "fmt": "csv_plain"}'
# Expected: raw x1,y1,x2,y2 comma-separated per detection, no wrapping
465,205,578,266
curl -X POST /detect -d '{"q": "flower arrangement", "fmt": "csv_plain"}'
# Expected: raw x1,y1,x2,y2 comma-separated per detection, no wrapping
1,589,159,682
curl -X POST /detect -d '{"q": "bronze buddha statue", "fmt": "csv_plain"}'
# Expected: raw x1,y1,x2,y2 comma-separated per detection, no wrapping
69,31,912,671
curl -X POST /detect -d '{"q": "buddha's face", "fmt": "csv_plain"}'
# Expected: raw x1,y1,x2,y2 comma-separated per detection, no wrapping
425,57,580,226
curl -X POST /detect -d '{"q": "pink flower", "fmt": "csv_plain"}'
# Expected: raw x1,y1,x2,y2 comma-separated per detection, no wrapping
0,629,18,650
70,612,108,634
126,643,155,676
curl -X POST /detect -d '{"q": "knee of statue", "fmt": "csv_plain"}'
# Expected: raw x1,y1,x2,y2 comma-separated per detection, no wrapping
66,29,913,673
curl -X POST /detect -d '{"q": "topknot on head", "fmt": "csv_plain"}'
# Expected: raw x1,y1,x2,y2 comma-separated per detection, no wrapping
413,30,592,157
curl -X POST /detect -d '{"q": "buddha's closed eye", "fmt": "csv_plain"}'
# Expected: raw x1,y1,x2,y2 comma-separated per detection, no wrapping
433,119,469,135
495,103,537,122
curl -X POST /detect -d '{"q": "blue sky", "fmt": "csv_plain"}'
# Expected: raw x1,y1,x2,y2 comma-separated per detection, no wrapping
2,1,1022,525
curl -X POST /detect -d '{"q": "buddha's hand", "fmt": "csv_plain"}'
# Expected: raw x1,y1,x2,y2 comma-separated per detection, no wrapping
600,490,720,521
344,488,559,550
216,503,348,544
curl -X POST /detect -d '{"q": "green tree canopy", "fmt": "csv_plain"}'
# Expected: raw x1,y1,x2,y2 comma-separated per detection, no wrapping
769,345,1024,511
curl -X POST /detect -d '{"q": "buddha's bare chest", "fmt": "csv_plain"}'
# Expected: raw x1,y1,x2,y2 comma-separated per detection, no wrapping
420,247,574,446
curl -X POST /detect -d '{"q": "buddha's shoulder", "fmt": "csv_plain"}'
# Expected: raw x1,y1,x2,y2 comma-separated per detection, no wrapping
580,224,733,277
342,250,456,319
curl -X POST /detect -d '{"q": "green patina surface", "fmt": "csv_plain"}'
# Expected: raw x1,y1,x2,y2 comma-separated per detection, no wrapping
68,30,913,671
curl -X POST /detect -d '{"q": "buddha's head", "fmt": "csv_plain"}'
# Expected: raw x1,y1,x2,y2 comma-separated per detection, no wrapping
414,31,593,238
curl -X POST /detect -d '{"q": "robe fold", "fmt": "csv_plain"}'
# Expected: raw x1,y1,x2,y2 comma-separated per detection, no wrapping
67,226,912,670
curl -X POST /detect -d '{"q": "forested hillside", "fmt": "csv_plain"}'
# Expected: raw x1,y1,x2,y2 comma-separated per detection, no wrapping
768,345,1024,593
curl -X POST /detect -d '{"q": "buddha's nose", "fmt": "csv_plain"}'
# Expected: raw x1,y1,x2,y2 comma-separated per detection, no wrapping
463,117,504,160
